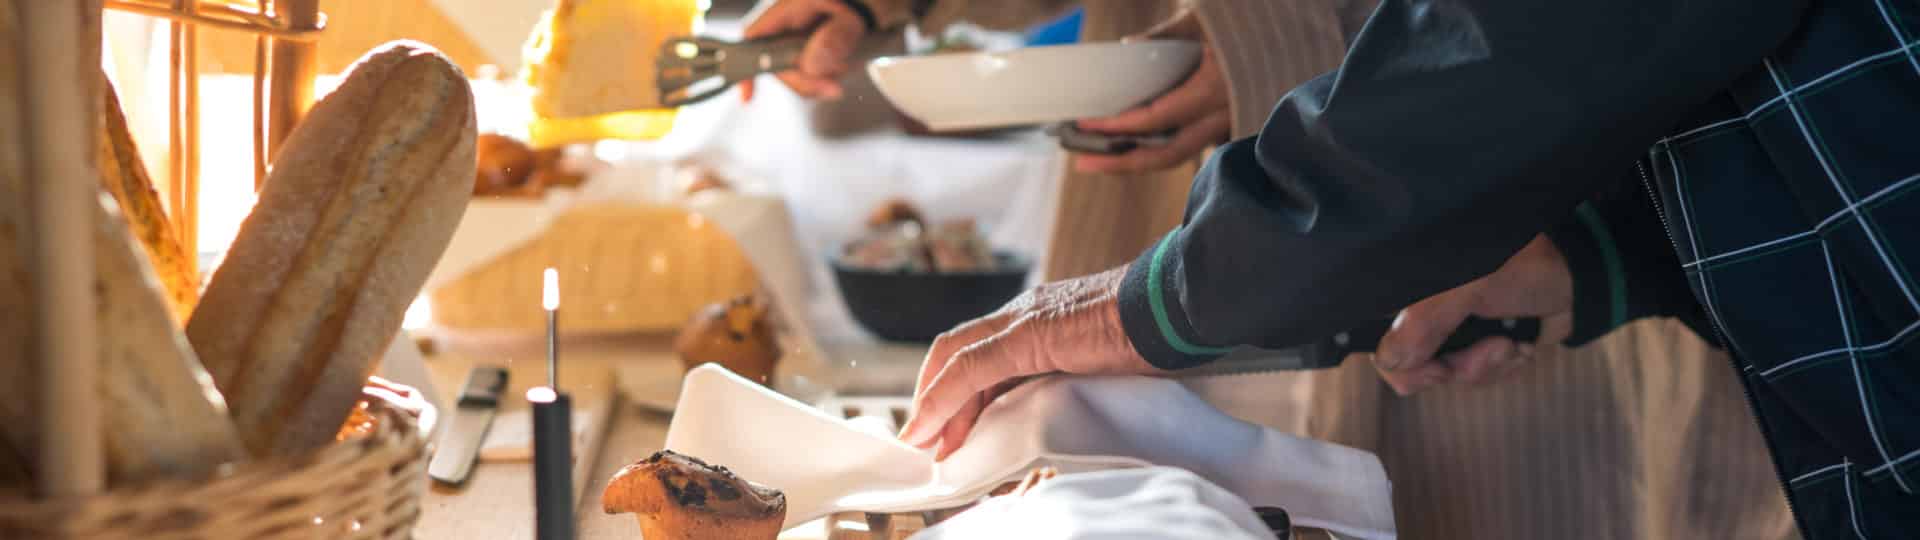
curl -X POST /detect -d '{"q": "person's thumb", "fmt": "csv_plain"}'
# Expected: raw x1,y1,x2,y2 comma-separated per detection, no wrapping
799,15,863,85
1376,281,1479,372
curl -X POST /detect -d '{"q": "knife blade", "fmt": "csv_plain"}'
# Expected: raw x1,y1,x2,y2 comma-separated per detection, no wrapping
429,366,509,486
1173,316,1542,377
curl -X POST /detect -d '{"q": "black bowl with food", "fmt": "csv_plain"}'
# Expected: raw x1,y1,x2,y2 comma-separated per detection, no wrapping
831,252,1030,343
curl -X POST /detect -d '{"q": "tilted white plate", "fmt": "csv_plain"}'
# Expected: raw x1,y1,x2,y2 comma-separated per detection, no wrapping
867,40,1201,132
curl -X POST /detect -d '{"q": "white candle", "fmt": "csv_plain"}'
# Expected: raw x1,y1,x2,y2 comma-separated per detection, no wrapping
542,267,559,311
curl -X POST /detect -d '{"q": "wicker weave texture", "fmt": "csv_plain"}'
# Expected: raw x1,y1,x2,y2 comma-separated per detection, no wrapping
430,202,761,332
0,392,427,540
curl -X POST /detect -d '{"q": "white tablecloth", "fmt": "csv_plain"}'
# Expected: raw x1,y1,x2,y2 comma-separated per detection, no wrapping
588,80,1068,393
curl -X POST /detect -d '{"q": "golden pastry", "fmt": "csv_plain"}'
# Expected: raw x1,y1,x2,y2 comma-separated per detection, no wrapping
674,295,780,384
602,450,787,540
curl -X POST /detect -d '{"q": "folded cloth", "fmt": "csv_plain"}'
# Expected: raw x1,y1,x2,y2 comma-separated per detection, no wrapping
910,466,1279,540
664,365,1396,539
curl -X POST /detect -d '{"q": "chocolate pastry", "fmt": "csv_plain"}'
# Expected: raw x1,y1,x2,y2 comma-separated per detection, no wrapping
674,295,780,384
602,450,787,540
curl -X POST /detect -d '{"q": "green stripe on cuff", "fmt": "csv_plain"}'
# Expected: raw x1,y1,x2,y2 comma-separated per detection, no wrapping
1574,203,1629,329
1148,229,1234,356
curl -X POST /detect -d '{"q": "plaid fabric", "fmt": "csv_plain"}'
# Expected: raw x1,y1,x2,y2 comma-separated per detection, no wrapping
1645,0,1920,536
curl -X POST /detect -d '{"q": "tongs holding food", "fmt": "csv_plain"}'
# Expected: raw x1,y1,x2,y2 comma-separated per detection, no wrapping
656,31,809,107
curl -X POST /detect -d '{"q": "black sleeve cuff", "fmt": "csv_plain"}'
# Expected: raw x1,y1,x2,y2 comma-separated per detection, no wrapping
1544,204,1625,347
1544,168,1713,347
1117,230,1233,370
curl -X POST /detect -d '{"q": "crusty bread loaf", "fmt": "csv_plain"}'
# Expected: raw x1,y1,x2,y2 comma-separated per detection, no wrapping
0,163,247,486
0,195,249,485
87,196,250,482
97,75,199,322
0,9,245,484
187,41,476,457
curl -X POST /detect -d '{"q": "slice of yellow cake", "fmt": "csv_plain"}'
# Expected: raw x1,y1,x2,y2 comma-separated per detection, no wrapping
523,0,701,121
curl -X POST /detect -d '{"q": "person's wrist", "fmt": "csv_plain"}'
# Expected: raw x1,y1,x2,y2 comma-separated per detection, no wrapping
1543,206,1622,346
1101,265,1142,362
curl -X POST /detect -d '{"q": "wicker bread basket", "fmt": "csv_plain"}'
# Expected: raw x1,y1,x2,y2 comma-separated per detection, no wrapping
0,384,433,540
430,201,761,332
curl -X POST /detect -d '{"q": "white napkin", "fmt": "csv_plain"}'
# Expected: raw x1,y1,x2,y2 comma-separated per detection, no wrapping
908,466,1279,540
665,365,1396,539
374,331,443,428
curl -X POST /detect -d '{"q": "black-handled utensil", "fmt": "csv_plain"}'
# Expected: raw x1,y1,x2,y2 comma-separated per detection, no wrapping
1331,316,1542,361
1045,122,1174,155
1175,316,1543,376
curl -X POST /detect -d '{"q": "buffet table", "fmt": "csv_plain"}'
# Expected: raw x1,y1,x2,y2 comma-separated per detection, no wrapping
415,332,670,540
412,331,1344,540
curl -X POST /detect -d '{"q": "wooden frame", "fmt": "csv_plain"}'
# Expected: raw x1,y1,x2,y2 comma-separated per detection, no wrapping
23,0,325,499
105,0,327,272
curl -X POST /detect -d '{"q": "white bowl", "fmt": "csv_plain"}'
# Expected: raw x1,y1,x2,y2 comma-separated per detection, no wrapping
867,40,1202,131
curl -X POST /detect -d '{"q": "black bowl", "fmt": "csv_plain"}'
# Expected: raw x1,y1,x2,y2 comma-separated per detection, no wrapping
831,253,1031,343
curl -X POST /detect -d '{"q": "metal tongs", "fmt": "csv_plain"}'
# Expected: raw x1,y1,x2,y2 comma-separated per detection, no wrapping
656,31,809,107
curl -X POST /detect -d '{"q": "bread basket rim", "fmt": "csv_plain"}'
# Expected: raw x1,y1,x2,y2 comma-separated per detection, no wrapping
0,381,433,510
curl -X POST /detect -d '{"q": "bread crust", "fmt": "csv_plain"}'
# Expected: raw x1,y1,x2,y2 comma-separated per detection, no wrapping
188,41,476,457
97,76,198,322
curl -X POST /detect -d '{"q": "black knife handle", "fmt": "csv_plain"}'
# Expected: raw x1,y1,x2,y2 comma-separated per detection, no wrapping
456,366,509,408
1329,316,1542,360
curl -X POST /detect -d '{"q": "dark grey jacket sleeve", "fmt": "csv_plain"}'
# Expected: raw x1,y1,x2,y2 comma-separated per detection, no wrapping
1117,0,1807,368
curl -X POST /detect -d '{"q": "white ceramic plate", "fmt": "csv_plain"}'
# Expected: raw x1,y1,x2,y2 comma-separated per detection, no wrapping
867,40,1202,131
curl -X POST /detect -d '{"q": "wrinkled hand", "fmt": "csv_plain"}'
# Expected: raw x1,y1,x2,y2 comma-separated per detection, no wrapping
898,266,1162,460
1071,9,1229,174
1371,235,1575,395
738,0,870,101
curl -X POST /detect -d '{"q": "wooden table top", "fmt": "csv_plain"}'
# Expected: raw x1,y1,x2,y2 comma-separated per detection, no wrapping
415,332,668,540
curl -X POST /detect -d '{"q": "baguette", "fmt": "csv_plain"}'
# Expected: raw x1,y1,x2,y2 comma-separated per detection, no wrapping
98,75,199,322
188,42,476,457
